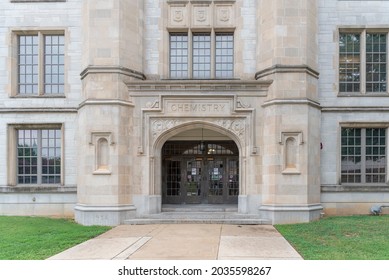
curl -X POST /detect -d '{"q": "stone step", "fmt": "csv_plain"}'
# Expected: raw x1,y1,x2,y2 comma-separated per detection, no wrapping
124,211,271,225
124,218,271,225
162,205,238,213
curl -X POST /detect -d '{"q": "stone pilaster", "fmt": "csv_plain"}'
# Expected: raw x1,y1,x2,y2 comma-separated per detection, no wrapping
257,0,323,223
75,0,144,226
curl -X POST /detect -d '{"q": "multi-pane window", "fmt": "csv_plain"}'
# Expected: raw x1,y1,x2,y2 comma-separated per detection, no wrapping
339,31,387,94
216,33,234,78
169,32,234,79
169,33,188,79
17,32,64,95
339,34,361,92
192,33,211,79
17,128,61,184
366,33,387,92
341,128,386,184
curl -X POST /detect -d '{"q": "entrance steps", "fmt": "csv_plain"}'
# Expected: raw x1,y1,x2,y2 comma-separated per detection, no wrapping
124,204,271,225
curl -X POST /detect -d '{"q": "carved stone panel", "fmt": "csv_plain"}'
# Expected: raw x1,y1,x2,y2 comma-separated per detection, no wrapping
214,5,234,27
192,5,211,27
169,5,188,27
150,118,246,144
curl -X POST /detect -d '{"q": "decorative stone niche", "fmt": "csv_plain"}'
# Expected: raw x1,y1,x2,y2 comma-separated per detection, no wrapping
279,132,303,174
89,132,114,175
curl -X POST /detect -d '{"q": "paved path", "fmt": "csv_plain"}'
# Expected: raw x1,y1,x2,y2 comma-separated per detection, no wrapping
48,224,302,260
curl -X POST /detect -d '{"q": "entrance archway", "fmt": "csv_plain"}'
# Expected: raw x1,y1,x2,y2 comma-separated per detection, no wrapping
162,140,239,204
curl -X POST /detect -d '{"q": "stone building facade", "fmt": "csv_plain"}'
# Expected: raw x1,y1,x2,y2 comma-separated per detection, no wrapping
0,0,388,225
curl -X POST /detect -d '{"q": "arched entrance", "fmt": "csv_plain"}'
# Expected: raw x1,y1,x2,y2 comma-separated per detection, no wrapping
161,129,239,205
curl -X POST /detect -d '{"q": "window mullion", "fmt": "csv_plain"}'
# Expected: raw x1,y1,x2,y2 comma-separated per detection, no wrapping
387,32,389,94
37,130,42,185
361,30,366,95
188,30,193,79
361,128,366,184
38,32,45,96
211,30,215,79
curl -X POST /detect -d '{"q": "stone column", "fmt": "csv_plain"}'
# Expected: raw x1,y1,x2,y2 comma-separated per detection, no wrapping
256,0,323,223
75,0,145,226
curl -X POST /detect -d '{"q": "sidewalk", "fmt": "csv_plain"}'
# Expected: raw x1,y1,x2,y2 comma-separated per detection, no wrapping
48,224,303,260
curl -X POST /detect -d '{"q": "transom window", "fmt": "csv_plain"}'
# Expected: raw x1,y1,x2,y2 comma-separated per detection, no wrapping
169,32,234,79
16,32,65,96
17,128,62,184
339,31,388,94
341,128,386,184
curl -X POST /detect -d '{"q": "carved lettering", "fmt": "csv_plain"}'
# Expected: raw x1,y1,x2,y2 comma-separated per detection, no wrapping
169,103,226,113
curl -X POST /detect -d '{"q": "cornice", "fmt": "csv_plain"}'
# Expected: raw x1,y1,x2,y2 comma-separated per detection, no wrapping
126,79,273,93
255,64,320,80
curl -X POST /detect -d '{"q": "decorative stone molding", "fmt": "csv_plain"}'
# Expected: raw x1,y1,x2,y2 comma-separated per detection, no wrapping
150,118,246,143
262,98,321,110
236,98,250,109
151,119,184,140
145,100,160,109
213,119,245,140
80,65,146,81
137,93,260,156
255,64,320,80
127,80,272,93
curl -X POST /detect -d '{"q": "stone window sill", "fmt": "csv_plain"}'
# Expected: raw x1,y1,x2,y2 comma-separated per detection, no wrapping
0,186,76,193
321,185,389,192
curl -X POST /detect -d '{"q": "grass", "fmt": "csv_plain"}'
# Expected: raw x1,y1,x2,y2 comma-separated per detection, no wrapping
0,216,111,260
275,215,389,260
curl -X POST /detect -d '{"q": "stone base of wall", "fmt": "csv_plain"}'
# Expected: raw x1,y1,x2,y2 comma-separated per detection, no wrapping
132,195,162,216
259,204,323,224
238,194,261,214
321,188,389,216
0,189,76,217
74,204,137,226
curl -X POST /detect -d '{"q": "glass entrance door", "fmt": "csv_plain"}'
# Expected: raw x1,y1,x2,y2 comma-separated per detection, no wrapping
162,141,239,204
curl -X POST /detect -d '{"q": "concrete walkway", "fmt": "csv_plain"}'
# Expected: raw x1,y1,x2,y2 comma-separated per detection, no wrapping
48,224,303,260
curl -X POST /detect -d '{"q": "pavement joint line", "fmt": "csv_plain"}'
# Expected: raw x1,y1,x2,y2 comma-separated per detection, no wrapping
216,224,223,260
112,237,152,260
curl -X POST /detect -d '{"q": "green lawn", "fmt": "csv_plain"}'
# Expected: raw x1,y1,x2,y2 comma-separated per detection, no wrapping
275,215,389,260
0,216,111,260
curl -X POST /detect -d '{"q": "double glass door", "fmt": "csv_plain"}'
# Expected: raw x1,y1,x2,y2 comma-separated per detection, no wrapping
162,141,239,204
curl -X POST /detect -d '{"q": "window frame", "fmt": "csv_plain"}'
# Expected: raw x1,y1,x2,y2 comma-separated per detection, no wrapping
7,124,64,187
168,29,234,79
340,125,388,186
11,30,66,97
338,28,389,96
